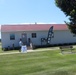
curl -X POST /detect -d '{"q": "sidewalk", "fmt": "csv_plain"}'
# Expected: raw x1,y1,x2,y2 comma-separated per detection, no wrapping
0,50,49,55
0,47,59,55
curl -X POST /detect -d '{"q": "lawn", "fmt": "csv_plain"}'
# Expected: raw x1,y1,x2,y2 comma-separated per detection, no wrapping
0,49,76,75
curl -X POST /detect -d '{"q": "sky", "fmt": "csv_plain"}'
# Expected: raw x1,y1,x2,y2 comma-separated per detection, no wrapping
0,0,69,38
0,0,69,25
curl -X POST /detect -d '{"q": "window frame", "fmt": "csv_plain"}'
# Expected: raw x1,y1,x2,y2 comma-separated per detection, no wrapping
32,33,37,38
10,33,15,40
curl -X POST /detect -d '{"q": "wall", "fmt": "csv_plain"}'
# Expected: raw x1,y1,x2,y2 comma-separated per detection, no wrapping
29,30,76,45
51,30,76,44
1,32,21,48
1,30,76,48
29,31,48,45
1,31,48,48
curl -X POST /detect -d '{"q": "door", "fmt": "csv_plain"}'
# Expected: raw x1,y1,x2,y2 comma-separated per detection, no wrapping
21,33,27,45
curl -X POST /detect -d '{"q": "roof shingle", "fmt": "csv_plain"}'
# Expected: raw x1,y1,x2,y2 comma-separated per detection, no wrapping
1,24,68,32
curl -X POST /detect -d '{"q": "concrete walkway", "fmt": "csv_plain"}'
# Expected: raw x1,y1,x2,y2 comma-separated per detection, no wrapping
0,47,59,55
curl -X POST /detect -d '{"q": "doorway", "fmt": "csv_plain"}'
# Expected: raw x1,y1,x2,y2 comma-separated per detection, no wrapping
21,33,27,45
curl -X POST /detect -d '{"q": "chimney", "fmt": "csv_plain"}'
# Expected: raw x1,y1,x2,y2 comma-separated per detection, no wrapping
35,22,37,24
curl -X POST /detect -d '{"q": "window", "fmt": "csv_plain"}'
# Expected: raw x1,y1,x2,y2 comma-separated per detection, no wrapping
32,33,36,38
10,34,15,40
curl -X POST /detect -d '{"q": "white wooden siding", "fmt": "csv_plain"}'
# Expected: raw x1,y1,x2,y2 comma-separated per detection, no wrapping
1,30,76,48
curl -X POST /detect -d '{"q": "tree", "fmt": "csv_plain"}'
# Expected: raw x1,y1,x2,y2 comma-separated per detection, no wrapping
55,0,76,34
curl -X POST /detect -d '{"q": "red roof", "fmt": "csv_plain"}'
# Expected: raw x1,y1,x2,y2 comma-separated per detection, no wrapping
1,24,68,32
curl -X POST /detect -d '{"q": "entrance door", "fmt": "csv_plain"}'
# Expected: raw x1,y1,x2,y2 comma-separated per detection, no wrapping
21,33,27,45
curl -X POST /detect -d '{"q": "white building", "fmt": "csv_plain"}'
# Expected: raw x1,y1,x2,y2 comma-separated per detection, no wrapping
1,24,76,49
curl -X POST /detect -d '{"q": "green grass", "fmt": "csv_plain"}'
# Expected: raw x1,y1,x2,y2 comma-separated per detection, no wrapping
0,49,76,75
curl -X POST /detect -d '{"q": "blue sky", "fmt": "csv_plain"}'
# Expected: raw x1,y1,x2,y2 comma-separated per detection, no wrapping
0,0,69,25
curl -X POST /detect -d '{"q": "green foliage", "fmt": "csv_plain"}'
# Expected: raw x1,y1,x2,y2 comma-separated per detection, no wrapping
55,0,76,34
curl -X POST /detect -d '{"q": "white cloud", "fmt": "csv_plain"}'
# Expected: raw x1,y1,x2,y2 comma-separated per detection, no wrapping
37,22,57,24
49,22,57,24
28,22,57,24
2,22,57,25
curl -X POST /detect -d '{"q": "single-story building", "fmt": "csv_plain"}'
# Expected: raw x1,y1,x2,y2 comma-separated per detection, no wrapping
1,24,76,49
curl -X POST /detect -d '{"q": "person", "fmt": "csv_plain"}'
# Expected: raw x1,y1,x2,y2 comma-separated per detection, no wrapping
19,39,23,52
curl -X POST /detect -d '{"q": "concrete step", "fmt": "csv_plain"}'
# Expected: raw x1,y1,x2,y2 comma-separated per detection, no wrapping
27,46,32,50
